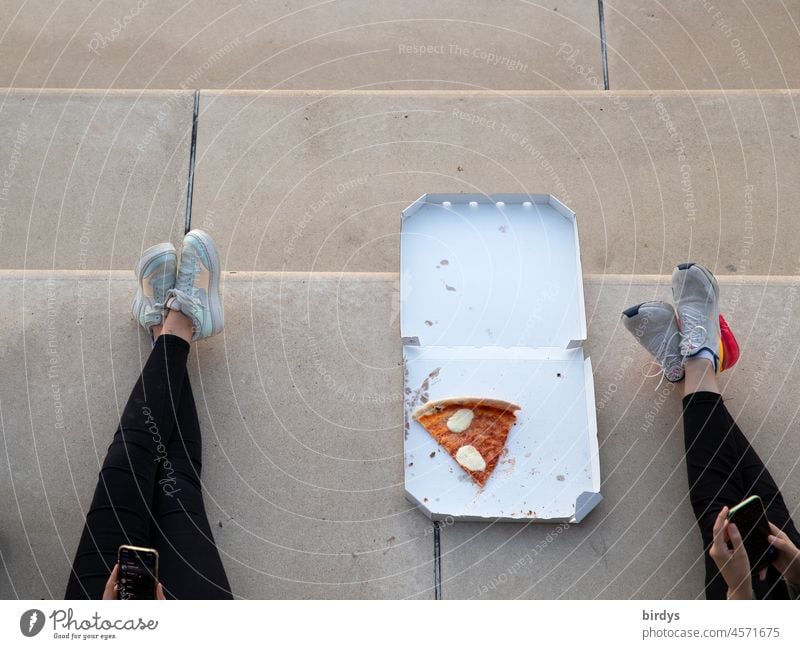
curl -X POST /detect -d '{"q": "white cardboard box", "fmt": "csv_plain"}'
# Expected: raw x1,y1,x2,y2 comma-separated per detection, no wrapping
401,194,601,523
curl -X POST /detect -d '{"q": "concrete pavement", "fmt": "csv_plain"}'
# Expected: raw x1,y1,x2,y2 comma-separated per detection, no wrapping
0,89,192,270
193,89,800,275
4,2,799,91
1,271,798,598
2,0,800,600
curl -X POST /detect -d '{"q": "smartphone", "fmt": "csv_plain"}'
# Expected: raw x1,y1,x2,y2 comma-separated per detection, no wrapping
727,496,777,571
117,545,159,600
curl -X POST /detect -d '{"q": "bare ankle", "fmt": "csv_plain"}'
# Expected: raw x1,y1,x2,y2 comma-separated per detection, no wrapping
683,357,720,396
159,309,194,345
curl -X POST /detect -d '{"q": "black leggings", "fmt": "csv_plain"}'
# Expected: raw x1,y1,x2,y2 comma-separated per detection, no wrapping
65,335,232,599
683,391,800,599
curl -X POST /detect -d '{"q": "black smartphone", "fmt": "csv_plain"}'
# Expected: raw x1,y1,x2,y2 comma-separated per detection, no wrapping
727,496,777,571
117,545,159,600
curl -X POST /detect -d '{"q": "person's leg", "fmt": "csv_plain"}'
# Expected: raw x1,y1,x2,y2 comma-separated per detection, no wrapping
151,230,230,598
150,370,232,599
682,356,800,553
682,357,794,599
674,263,798,598
737,443,800,548
682,358,746,598
65,332,190,598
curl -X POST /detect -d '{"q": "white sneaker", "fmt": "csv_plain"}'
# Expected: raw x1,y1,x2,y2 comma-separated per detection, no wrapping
621,301,685,383
131,242,177,334
165,230,224,341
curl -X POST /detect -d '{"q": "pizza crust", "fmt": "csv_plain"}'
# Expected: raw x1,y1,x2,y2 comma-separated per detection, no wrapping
412,397,521,420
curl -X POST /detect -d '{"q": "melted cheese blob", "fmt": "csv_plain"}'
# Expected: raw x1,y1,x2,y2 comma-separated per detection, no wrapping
446,408,474,433
455,445,486,472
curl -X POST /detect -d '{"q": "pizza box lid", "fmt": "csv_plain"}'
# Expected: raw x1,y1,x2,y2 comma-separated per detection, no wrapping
400,193,601,523
400,193,587,350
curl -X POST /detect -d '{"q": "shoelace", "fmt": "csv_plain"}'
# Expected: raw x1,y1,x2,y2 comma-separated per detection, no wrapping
675,305,710,354
642,328,684,390
642,311,716,392
169,288,208,314
139,269,172,327
143,305,165,327
169,248,209,324
676,300,722,374
174,246,200,296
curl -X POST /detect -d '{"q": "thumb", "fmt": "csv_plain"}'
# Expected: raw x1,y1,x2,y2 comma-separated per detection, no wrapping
728,523,746,554
768,533,791,551
768,522,788,539
102,563,119,600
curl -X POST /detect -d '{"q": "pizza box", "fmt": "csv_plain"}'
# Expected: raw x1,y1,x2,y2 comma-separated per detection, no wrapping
401,193,601,523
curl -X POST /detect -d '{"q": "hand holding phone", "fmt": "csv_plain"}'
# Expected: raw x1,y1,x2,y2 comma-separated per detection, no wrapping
727,496,777,572
767,522,800,583
710,507,753,598
114,545,160,600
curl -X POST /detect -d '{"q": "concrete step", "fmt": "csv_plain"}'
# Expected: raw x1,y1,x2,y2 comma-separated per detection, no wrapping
194,88,800,275
445,273,800,599
1,270,798,599
0,1,601,91
3,87,800,277
3,2,798,91
0,269,432,599
605,0,800,90
0,89,192,270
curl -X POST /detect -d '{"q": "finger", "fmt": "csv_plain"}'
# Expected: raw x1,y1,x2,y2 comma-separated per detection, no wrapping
156,583,166,600
102,564,119,600
722,519,732,543
759,567,768,581
712,508,728,550
768,522,789,541
768,533,791,551
728,523,746,554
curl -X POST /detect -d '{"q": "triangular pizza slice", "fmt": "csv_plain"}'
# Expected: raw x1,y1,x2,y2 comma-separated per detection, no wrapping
412,397,521,487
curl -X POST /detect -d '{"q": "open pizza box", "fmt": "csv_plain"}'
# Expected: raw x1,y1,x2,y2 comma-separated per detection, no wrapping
401,193,601,523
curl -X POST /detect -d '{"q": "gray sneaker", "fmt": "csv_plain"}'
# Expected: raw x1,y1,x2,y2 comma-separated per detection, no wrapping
671,262,720,368
621,301,684,382
166,229,223,341
131,242,177,333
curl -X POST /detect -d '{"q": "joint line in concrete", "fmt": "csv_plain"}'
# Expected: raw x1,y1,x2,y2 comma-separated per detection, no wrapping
597,0,610,90
433,521,442,600
184,89,200,235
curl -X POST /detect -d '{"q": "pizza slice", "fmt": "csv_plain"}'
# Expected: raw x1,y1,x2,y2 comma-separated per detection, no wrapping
412,397,521,487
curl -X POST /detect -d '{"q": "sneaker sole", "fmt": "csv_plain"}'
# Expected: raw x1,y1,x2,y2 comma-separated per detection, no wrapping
186,229,224,336
719,313,740,371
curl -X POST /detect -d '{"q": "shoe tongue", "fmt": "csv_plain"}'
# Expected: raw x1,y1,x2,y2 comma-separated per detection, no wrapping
175,248,198,293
